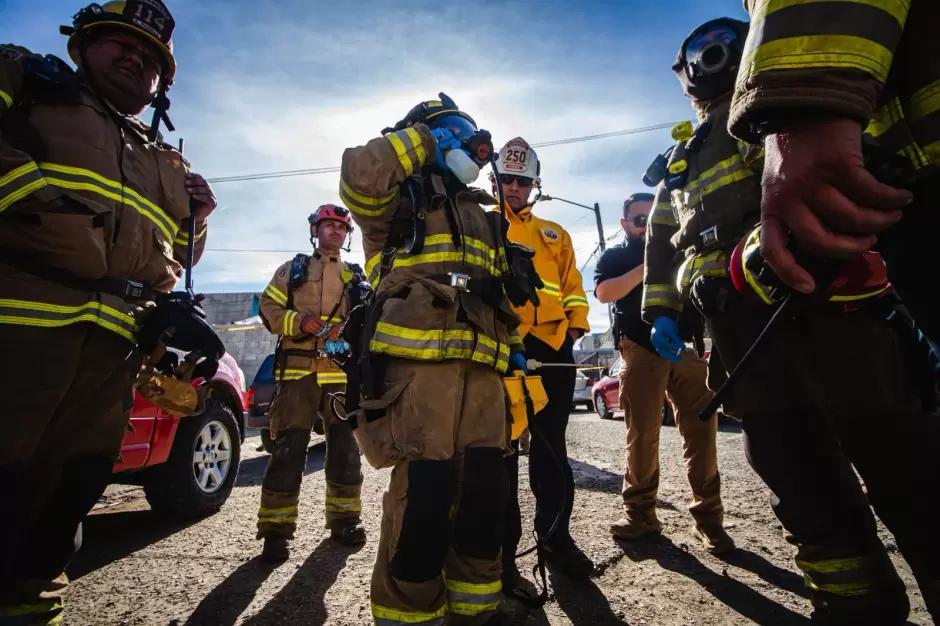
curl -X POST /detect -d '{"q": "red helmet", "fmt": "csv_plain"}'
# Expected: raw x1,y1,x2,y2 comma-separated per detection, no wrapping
309,204,353,233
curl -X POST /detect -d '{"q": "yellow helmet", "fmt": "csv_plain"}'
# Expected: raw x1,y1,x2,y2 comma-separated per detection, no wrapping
62,1,177,84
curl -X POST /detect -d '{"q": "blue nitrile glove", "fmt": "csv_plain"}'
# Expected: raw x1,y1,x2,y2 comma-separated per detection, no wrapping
430,127,462,171
325,339,350,355
650,316,686,362
315,324,331,338
507,352,528,376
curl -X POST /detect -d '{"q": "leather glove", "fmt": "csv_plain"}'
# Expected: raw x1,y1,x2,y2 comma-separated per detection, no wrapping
507,352,528,376
430,127,462,171
323,324,343,341
300,315,325,335
650,316,686,362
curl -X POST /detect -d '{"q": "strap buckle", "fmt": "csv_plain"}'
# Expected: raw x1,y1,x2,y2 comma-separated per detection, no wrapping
700,226,719,249
124,280,146,299
449,272,471,292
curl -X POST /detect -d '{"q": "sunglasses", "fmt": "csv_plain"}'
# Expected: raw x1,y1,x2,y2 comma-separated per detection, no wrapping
499,174,534,187
630,215,648,227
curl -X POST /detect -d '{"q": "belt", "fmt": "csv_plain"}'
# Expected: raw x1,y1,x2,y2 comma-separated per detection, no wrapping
0,250,156,301
427,273,500,296
692,213,759,254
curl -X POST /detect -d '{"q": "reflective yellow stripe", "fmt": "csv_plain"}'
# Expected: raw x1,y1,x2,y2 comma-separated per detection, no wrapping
0,88,12,109
741,228,775,305
686,155,756,206
275,368,312,381
798,557,874,596
650,201,677,226
258,516,297,524
866,97,904,138
539,280,561,294
316,371,348,384
370,322,510,371
372,602,447,625
509,332,523,345
284,310,299,336
0,162,48,213
757,0,909,27
829,285,890,301
563,295,589,308
643,284,682,311
173,223,207,246
797,557,865,574
446,580,501,594
740,35,894,84
319,315,343,322
907,78,940,124
392,251,500,276
325,496,361,512
0,599,65,617
39,162,177,241
677,250,728,291
339,178,397,217
404,127,428,166
264,284,288,306
921,139,940,166
0,298,137,342
387,132,417,177
365,251,383,285
445,579,502,616
803,576,873,596
259,506,297,516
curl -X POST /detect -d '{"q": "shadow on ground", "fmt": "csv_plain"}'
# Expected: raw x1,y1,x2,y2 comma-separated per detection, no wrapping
617,536,811,625
236,441,327,488
68,510,199,580
568,459,678,513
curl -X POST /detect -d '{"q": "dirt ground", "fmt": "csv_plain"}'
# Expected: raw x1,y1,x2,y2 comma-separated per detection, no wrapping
65,412,931,625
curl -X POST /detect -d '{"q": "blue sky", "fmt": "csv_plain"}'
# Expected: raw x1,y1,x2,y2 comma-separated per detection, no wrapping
2,0,747,332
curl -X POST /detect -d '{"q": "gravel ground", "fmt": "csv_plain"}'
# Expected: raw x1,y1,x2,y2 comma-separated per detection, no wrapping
65,412,931,625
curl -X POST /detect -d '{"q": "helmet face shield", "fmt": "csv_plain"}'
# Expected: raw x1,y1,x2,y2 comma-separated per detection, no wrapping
682,23,739,78
432,115,479,142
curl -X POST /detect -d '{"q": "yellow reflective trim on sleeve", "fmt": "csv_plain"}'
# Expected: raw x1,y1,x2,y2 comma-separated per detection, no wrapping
866,98,903,137
650,201,678,226
284,310,297,336
0,162,48,213
173,223,208,246
371,601,447,624
339,179,397,217
509,333,523,345
740,35,894,85
755,0,909,27
403,127,428,166
264,284,288,306
387,132,416,177
563,296,590,308
643,284,683,312
906,78,940,124
0,88,12,109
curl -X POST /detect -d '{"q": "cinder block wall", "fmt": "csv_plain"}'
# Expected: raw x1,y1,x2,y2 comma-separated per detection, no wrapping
200,292,257,325
201,292,276,383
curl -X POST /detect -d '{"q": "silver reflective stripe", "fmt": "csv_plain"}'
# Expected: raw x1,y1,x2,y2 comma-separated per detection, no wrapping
447,589,502,606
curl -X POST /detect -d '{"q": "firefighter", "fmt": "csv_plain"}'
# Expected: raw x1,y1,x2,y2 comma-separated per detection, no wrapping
340,94,531,624
255,204,365,560
729,0,940,347
644,16,940,625
490,137,595,583
0,2,216,623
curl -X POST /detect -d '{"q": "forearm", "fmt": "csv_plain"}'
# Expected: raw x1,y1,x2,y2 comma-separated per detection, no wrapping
595,265,644,303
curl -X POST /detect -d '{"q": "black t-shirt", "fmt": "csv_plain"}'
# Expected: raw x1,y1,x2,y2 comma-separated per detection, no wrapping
595,240,654,351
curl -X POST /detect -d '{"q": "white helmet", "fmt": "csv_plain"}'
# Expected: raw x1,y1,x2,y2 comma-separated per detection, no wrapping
496,137,540,181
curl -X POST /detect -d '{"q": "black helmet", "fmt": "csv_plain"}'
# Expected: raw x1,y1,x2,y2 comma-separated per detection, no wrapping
383,92,477,135
672,18,749,102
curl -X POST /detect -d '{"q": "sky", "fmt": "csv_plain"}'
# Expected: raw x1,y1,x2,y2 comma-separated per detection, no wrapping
1,0,748,333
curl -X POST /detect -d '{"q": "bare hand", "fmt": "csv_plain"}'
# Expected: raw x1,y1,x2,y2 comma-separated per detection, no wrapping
760,118,911,293
185,173,218,221
300,316,325,335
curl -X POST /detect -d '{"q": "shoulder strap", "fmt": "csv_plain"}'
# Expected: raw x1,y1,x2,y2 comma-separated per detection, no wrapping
287,253,310,310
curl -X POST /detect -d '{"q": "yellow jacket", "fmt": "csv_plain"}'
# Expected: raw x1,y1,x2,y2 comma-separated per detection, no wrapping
501,203,590,349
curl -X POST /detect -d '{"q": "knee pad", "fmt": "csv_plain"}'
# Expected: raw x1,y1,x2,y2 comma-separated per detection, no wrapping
454,447,508,561
390,459,456,583
264,429,311,493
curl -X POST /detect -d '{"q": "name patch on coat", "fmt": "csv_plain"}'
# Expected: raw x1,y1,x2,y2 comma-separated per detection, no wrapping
542,228,559,241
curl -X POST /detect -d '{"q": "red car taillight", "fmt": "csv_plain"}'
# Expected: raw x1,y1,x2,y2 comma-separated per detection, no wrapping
585,379,594,387
247,388,255,407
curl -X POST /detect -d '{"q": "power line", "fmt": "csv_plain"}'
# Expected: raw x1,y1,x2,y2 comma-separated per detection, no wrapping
205,120,678,185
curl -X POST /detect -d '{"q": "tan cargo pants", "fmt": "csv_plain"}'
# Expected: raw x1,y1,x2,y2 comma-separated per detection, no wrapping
256,375,363,539
356,359,509,625
0,323,140,625
617,338,723,525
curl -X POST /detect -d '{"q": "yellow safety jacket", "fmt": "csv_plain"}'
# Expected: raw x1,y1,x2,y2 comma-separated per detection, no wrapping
0,45,206,344
259,253,350,386
340,124,521,372
501,203,590,350
731,0,940,174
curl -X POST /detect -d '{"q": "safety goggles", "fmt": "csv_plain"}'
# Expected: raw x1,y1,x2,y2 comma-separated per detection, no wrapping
683,24,738,72
434,114,479,142
631,215,648,228
499,173,534,188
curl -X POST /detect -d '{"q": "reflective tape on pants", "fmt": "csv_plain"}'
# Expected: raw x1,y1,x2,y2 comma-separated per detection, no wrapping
371,602,446,625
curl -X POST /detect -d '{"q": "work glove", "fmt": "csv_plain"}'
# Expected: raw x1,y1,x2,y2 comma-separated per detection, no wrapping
650,316,686,363
430,127,463,171
325,339,350,355
300,315,326,335
507,352,528,376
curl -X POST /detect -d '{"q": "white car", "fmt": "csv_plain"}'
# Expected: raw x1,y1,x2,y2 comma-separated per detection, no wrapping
572,370,595,411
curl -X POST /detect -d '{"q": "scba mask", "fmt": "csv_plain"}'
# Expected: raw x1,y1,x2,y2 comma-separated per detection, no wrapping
432,114,493,185
673,18,748,102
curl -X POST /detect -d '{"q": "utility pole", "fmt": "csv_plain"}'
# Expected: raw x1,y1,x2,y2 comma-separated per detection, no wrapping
538,195,613,329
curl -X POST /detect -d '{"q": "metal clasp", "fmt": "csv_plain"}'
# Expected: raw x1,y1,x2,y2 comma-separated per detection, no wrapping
124,280,145,299
700,226,719,249
449,272,470,292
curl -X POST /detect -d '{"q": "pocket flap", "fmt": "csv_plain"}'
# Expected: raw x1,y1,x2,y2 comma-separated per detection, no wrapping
359,374,414,411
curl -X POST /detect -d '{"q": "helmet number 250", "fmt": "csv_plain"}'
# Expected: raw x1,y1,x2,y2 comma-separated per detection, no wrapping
504,149,527,164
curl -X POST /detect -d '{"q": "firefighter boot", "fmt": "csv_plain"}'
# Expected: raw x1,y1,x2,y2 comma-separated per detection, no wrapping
692,523,736,555
543,535,596,579
610,510,663,540
261,536,289,562
331,520,366,546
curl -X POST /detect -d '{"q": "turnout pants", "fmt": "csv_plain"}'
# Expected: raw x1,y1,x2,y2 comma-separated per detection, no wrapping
709,293,940,626
0,324,140,625
357,359,509,625
256,376,362,539
503,335,577,565
617,337,722,525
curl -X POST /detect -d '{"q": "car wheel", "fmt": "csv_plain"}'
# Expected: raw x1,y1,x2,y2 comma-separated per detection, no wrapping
141,399,241,519
594,393,612,419
260,427,275,454
584,400,594,412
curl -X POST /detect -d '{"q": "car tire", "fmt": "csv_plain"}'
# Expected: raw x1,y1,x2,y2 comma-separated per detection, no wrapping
594,393,612,419
584,400,594,412
260,427,275,454
141,399,241,519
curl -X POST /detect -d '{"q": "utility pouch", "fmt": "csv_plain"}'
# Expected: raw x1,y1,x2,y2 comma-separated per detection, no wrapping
503,372,548,441
354,375,414,469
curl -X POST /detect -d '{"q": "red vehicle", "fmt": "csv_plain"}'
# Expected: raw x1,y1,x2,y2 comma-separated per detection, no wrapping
113,352,249,518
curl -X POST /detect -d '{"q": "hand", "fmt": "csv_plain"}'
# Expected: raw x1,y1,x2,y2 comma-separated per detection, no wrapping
760,118,911,294
300,315,325,335
185,173,218,221
325,339,350,354
323,324,343,341
507,352,528,375
430,127,461,170
650,316,685,362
